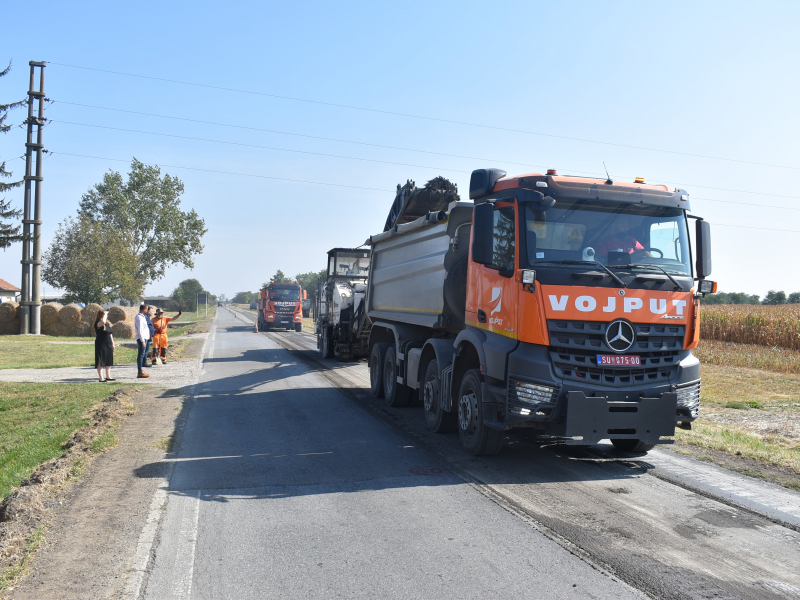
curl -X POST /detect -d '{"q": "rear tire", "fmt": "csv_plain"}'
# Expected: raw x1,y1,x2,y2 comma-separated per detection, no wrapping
457,369,503,456
320,327,333,358
383,346,411,407
610,439,655,453
422,359,456,433
370,343,389,398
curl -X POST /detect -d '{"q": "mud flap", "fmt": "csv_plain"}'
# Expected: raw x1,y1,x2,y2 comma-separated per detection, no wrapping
565,391,677,446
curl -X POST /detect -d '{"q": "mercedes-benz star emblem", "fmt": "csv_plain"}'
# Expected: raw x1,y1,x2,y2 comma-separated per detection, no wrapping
605,320,636,353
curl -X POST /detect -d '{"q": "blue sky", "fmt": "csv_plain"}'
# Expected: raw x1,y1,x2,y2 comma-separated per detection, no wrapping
1,0,799,299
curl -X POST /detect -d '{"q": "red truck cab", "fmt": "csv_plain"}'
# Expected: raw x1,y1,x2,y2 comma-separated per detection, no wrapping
257,282,305,332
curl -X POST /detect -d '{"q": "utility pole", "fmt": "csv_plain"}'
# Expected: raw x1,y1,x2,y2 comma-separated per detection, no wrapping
19,61,46,335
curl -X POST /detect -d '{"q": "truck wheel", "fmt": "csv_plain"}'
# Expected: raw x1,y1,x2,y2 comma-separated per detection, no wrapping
610,439,656,453
383,346,411,407
320,327,333,358
422,360,456,433
457,369,503,456
295,323,302,332
369,343,389,398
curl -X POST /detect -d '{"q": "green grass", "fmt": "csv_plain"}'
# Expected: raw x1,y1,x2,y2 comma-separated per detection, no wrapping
90,427,119,453
0,335,138,369
0,382,131,500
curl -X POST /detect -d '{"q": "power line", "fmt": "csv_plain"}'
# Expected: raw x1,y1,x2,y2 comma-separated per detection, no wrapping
46,150,800,234
47,61,798,172
48,151,392,193
49,118,800,202
52,120,465,173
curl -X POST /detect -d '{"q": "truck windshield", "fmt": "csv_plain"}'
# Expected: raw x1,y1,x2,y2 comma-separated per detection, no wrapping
269,288,300,301
522,200,692,276
332,251,370,278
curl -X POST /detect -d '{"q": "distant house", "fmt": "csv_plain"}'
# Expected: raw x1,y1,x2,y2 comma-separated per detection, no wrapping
0,278,21,303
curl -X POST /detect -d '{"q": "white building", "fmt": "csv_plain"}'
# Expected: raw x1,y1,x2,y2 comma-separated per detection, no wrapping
0,277,21,303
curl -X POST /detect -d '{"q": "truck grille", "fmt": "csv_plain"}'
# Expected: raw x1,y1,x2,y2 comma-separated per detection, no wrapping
547,320,685,387
274,305,296,314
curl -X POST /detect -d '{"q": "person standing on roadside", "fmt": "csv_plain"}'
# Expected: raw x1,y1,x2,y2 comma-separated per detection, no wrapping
142,304,156,369
94,309,117,382
134,304,151,379
152,308,182,364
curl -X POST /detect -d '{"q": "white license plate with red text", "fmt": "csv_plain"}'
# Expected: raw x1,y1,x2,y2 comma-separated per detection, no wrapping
596,355,641,366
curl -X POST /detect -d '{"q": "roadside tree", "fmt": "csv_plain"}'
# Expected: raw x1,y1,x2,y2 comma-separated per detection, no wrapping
78,158,206,291
0,61,26,249
42,216,139,304
171,278,211,311
295,269,327,296
762,290,787,305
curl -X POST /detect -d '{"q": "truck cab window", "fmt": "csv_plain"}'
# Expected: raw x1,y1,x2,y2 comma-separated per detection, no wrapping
492,206,516,271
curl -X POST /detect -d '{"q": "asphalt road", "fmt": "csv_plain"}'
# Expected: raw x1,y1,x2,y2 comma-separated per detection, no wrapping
141,308,800,599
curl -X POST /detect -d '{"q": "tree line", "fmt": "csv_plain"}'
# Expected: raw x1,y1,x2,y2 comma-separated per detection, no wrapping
704,290,800,305
230,268,327,305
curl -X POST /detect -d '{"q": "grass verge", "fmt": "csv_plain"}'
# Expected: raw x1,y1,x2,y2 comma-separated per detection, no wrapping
0,383,132,500
695,339,800,375
0,336,138,370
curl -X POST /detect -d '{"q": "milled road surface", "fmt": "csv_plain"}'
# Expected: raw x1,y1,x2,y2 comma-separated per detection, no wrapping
142,309,643,599
140,309,800,599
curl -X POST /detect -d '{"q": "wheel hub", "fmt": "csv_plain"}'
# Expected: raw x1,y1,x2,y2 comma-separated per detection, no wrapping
423,379,438,412
459,392,477,434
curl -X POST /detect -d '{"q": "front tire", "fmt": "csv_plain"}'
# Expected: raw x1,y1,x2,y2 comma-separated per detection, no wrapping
610,439,656,453
295,323,302,332
370,343,389,398
422,359,456,433
383,346,411,407
457,369,503,456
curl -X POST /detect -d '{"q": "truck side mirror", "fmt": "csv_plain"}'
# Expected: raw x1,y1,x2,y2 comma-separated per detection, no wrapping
471,202,494,265
695,219,712,279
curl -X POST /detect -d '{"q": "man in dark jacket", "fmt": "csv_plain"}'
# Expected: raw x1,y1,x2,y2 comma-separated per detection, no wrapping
141,304,156,369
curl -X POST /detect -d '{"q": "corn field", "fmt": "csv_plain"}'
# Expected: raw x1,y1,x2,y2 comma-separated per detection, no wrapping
701,304,800,351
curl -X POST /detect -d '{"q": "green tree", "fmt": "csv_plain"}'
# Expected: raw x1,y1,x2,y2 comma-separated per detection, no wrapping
0,61,26,250
231,291,256,304
42,216,140,304
78,158,206,291
171,278,210,311
295,269,327,295
787,292,800,304
762,290,786,305
270,269,292,284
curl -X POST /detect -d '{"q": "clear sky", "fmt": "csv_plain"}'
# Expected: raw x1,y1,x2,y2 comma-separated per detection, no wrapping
1,0,799,300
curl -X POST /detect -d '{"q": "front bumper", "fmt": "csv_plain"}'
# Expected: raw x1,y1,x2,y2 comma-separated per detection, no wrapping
489,342,700,441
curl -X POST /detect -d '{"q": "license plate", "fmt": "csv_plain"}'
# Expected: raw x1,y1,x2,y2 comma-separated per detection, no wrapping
596,354,641,366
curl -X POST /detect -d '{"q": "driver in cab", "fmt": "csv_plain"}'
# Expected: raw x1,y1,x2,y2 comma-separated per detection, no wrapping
594,214,651,260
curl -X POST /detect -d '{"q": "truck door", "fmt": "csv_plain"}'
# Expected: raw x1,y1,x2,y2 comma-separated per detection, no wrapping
468,203,519,340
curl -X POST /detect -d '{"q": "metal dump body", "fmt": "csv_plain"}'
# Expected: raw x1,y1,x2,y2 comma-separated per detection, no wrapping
366,201,473,329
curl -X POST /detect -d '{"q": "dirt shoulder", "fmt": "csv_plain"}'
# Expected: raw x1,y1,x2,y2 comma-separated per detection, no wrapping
2,385,187,600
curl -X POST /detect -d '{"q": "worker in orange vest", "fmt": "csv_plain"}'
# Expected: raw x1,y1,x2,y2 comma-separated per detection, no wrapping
151,308,182,365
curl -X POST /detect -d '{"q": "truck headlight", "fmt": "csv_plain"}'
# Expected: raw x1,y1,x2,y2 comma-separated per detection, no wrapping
676,382,701,417
510,380,559,406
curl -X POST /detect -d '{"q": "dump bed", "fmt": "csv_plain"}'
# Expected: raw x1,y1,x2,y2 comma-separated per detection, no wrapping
366,201,473,331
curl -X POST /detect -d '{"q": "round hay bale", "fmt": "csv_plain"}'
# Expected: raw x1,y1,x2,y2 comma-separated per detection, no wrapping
67,321,91,337
49,322,69,337
107,305,128,323
58,303,82,325
81,303,102,323
0,301,20,324
111,321,134,339
41,302,63,328
1,319,20,335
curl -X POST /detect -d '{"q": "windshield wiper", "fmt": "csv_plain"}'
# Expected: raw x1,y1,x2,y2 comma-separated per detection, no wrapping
609,264,682,290
537,260,627,288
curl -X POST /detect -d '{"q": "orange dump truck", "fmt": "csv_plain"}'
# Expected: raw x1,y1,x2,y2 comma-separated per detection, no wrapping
257,281,306,332
364,169,716,456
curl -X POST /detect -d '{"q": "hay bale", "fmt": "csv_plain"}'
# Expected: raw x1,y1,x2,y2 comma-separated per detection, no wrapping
67,321,91,337
1,318,20,335
58,303,82,325
0,301,20,324
107,305,129,323
41,302,63,328
110,321,134,339
48,322,69,337
81,303,102,323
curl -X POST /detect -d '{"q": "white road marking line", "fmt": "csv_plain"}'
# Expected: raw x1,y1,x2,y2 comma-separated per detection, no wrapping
171,490,201,599
125,311,218,600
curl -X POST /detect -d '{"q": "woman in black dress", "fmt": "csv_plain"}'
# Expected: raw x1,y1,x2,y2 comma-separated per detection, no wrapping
94,309,117,382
